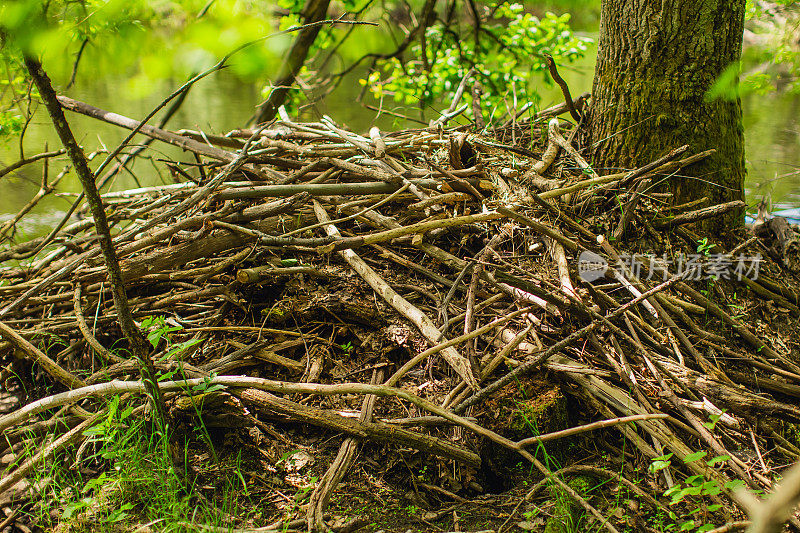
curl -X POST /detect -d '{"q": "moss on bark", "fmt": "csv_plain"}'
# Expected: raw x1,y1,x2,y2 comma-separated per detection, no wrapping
587,0,747,231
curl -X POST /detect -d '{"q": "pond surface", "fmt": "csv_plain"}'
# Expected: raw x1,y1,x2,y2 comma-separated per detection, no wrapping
1,33,799,238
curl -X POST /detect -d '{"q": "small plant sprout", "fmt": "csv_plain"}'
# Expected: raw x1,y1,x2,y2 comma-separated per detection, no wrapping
139,315,204,367
696,238,714,256
339,341,354,353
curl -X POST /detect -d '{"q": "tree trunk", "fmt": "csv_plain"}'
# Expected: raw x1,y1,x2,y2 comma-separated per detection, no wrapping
254,0,331,124
587,0,746,230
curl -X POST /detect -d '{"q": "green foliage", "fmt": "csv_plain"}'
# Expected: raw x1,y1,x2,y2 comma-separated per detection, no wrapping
702,410,726,432
696,238,714,256
647,431,746,533
0,0,284,102
648,452,673,474
338,341,354,353
403,504,419,515
141,315,183,349
740,1,800,94
0,0,591,128
260,0,367,112
140,315,203,368
0,65,29,141
0,0,286,148
705,62,745,101
79,417,253,529
0,112,24,140
705,59,783,102
16,384,254,530
360,2,590,118
543,475,593,533
704,4,800,99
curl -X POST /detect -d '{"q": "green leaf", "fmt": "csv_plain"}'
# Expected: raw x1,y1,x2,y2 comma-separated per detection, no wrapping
165,337,204,359
670,489,690,504
705,61,743,102
684,486,703,496
120,404,135,420
157,369,177,381
685,475,705,486
683,451,708,463
724,479,746,491
649,459,672,473
706,455,730,466
62,501,83,519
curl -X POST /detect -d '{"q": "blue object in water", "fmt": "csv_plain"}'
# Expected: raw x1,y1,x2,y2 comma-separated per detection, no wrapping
745,207,800,225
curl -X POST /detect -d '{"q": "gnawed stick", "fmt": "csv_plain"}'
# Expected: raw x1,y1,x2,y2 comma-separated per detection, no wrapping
316,210,503,254
238,388,481,467
548,118,599,179
532,111,562,175
312,200,479,389
464,235,502,370
618,144,690,188
498,206,579,252
386,307,532,387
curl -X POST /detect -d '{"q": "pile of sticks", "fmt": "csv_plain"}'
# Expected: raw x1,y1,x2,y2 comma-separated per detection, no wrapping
1,96,800,533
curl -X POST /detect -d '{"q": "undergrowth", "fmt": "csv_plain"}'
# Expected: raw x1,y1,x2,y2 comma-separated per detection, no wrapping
19,400,261,532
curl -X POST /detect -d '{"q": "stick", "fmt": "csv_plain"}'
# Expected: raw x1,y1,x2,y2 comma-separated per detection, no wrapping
73,283,124,364
27,57,168,427
312,201,479,389
0,148,66,179
57,96,274,180
652,201,746,229
544,54,581,122
0,320,86,389
0,414,101,494
517,413,668,448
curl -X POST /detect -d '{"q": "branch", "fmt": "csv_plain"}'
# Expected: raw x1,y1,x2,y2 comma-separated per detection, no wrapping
254,0,332,124
23,56,169,430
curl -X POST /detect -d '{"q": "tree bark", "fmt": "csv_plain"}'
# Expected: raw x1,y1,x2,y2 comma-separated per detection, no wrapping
24,57,169,431
254,0,331,124
587,0,746,230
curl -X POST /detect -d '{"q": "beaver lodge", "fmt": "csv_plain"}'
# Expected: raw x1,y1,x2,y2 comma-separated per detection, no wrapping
1,93,800,533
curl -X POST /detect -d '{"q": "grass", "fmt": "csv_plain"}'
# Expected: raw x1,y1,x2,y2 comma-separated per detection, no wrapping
507,381,589,533
7,316,268,531
13,394,264,532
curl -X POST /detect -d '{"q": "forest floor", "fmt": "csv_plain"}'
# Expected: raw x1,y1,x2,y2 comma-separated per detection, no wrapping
1,99,800,533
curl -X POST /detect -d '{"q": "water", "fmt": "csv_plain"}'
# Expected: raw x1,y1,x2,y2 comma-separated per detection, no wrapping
0,71,261,239
2,33,799,238
742,89,800,214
